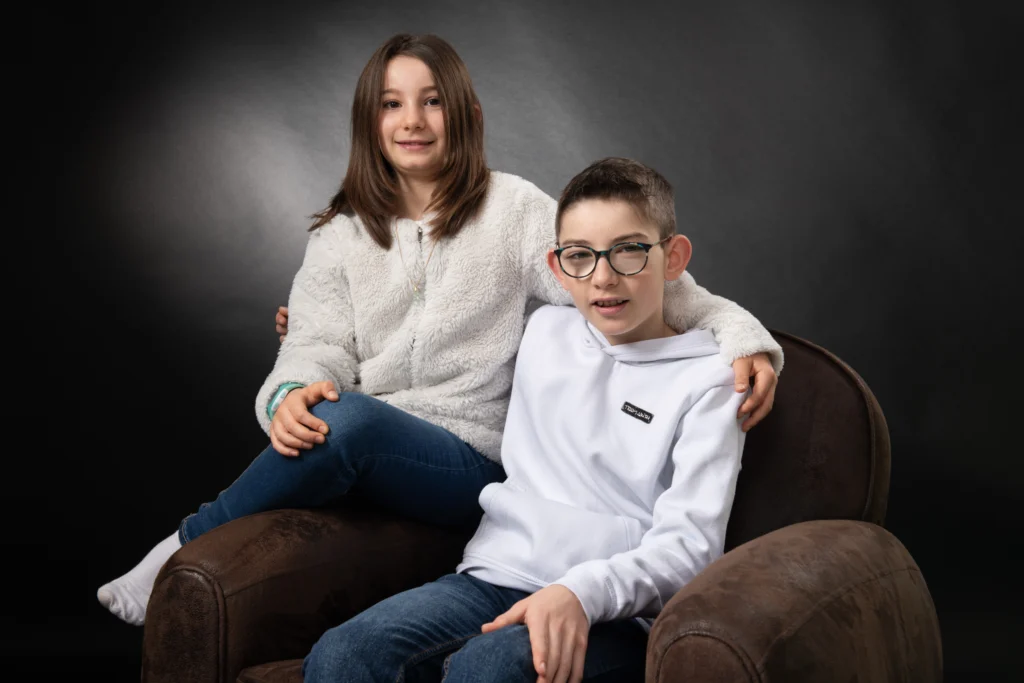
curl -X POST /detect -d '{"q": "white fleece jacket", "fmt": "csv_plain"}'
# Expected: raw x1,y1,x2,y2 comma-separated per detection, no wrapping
256,171,782,461
456,305,746,625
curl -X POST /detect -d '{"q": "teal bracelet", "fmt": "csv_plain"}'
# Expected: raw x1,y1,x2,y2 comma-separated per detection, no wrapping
267,382,307,420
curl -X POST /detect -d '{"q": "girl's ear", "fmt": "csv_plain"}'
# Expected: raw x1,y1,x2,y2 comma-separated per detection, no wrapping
664,235,692,280
473,102,483,123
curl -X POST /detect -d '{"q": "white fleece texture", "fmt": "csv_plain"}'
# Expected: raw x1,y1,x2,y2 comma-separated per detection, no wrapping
255,172,783,461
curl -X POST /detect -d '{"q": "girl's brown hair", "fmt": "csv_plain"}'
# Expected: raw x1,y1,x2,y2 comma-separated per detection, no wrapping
309,34,490,248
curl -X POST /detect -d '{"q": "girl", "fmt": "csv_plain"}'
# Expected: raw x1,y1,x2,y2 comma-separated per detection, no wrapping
97,33,782,629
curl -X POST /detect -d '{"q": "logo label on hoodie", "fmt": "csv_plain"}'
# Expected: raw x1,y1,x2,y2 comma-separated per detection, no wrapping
621,402,653,424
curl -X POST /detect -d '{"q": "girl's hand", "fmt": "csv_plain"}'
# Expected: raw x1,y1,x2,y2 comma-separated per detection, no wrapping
482,584,589,683
270,381,338,456
276,306,289,343
731,352,777,431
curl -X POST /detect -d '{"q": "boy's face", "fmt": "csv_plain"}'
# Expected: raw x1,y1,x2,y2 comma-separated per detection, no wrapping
548,198,692,346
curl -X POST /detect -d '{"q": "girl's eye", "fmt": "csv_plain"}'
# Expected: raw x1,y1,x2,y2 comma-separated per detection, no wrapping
426,97,441,106
382,100,400,109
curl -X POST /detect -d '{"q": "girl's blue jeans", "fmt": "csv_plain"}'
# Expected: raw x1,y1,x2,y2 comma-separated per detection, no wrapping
179,392,506,543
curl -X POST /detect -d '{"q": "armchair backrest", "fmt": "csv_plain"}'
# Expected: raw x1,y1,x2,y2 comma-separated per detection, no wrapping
724,331,891,551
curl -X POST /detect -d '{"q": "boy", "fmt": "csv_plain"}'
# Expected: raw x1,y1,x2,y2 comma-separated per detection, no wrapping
302,157,751,683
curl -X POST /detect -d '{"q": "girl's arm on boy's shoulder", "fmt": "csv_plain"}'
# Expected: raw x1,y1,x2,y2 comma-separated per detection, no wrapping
551,382,746,625
664,275,784,376
519,190,573,307
254,225,359,435
515,187,782,380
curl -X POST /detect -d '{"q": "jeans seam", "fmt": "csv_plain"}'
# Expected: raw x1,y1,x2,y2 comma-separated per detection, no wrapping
396,634,476,683
351,452,498,474
440,651,455,683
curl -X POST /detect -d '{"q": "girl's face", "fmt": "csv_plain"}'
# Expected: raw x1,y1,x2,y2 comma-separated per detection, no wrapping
379,56,447,182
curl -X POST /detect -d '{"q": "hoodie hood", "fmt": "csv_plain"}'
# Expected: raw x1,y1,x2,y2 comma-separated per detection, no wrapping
585,320,720,364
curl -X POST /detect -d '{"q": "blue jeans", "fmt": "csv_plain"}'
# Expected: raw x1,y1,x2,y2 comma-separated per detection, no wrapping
303,573,648,683
179,393,506,543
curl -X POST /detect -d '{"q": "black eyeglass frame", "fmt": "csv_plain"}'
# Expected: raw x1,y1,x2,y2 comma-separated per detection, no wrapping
553,235,673,278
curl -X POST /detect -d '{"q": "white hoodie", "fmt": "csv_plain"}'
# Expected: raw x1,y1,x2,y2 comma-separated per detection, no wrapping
456,304,747,625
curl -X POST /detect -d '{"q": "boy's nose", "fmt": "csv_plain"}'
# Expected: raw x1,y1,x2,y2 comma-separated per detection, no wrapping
591,257,619,286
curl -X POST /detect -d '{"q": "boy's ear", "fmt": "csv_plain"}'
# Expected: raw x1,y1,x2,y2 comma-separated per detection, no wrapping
547,248,569,289
664,234,692,280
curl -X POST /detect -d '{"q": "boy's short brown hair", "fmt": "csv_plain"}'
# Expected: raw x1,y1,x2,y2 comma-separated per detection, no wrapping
555,157,676,240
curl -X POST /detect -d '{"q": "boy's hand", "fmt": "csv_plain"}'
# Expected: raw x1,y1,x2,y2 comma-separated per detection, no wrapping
732,352,777,432
270,381,338,456
482,584,589,683
276,306,289,343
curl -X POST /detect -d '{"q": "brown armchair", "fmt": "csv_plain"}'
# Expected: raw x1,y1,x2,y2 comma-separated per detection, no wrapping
141,331,942,682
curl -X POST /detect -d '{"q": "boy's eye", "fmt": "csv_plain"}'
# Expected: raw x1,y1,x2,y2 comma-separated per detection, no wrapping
564,250,593,261
616,244,645,253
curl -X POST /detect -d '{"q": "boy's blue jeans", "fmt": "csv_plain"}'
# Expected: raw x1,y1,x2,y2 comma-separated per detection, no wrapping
179,392,506,543
303,573,648,683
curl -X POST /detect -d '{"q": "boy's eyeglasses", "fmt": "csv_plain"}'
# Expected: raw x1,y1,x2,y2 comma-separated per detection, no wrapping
554,236,673,278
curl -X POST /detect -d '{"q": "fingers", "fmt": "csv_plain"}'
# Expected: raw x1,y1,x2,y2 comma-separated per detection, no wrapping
736,355,774,420
731,357,753,393
280,406,325,446
742,372,776,431
738,378,761,416
270,422,304,457
292,386,332,435
482,601,526,633
269,430,291,457
303,381,339,406
276,306,289,342
270,390,326,454
740,356,778,430
547,621,584,683
545,621,561,683
294,408,330,437
317,381,340,402
529,615,549,681
480,616,502,633
570,634,586,683
275,416,314,450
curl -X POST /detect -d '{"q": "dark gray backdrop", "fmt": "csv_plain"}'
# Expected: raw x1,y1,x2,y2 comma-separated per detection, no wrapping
36,0,1020,678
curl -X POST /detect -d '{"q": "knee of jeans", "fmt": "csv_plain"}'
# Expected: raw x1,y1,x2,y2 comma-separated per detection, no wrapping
303,621,375,681
444,625,534,681
309,392,381,437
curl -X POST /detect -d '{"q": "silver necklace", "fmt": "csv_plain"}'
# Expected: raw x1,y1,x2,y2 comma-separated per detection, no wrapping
394,222,438,298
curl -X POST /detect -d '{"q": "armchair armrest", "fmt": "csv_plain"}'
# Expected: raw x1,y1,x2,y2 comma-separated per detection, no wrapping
646,520,942,682
141,506,474,683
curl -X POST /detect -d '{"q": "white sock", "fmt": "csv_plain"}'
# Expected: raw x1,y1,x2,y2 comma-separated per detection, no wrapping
97,532,182,626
